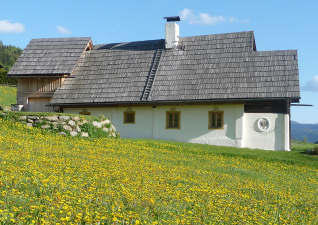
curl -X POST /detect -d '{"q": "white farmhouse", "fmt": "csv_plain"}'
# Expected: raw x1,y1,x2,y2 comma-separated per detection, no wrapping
8,17,300,151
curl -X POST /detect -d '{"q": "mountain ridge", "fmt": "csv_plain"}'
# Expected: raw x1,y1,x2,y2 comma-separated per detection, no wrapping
291,120,318,143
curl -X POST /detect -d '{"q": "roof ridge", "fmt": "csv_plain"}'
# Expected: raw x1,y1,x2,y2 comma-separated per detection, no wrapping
95,38,164,47
179,31,254,39
30,37,91,42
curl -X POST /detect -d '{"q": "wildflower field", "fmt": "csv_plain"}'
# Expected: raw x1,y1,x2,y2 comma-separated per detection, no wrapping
1,118,318,224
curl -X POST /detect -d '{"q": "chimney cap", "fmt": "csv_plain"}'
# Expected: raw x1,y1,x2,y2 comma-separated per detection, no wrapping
163,16,180,22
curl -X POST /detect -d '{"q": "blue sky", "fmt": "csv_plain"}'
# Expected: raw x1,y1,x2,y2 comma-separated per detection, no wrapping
1,0,317,124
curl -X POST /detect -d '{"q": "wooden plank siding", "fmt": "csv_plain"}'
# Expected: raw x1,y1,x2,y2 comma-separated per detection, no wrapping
29,98,55,112
17,78,65,92
244,100,288,114
17,78,65,111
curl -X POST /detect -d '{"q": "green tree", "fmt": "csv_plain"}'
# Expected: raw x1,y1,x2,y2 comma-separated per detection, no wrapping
0,40,22,85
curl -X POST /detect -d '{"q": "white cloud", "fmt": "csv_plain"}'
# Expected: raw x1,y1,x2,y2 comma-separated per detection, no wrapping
229,17,250,23
179,9,249,25
0,20,25,33
301,76,318,92
179,8,194,21
57,26,71,34
193,13,225,25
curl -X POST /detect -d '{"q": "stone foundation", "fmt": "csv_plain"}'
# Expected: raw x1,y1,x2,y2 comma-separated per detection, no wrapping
1,112,118,138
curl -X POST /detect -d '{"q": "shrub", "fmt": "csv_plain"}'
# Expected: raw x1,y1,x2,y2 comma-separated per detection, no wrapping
79,122,112,139
314,145,318,155
79,123,96,134
0,68,18,85
57,124,64,132
99,114,106,120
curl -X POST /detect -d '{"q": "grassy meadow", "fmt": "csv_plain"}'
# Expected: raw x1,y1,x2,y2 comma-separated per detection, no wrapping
0,117,318,224
0,85,16,110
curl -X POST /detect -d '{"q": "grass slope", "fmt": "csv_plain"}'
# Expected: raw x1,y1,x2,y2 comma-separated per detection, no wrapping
1,118,318,224
128,138,318,168
0,85,16,110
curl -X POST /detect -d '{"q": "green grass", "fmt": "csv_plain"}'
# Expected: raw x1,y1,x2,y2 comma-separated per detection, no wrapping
127,138,318,168
0,85,16,110
1,117,318,224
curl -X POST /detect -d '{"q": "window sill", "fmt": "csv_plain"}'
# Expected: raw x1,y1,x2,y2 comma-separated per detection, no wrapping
209,126,224,130
166,127,181,130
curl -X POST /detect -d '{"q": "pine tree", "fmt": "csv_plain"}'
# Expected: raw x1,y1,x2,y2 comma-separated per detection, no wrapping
0,40,23,71
0,40,21,85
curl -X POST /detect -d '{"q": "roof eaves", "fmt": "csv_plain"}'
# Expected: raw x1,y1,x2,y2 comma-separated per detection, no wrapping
50,97,301,107
6,75,75,79
6,73,72,79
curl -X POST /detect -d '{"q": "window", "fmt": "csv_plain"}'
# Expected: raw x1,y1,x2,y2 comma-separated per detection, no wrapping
79,108,91,115
209,111,224,129
166,111,180,129
124,111,135,124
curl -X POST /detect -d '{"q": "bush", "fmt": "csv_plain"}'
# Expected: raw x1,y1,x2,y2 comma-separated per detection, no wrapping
99,114,106,120
57,124,64,132
79,123,96,134
79,122,113,139
314,145,318,155
0,68,17,85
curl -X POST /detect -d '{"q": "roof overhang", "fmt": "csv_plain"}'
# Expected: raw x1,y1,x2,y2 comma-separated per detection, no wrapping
50,97,301,108
6,74,74,79
291,104,313,106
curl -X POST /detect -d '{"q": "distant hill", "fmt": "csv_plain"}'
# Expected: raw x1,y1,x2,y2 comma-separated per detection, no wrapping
0,40,23,71
0,40,21,85
291,121,318,143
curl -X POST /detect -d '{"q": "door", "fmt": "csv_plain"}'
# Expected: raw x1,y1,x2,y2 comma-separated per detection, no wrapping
28,98,54,112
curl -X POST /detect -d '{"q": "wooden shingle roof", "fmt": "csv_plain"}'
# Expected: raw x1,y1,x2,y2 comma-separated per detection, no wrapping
150,32,299,101
29,31,301,105
51,39,163,103
8,37,91,76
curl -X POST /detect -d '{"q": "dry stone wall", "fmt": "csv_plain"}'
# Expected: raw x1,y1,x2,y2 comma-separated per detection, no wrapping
1,112,118,138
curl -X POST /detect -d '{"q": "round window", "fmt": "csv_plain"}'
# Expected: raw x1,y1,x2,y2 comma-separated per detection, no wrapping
258,117,270,131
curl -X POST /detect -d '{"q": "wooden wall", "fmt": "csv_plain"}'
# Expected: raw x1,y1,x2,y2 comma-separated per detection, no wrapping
17,78,65,111
244,100,288,114
28,98,55,112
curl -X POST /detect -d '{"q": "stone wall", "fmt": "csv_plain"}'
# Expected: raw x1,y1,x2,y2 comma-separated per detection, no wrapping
1,112,118,138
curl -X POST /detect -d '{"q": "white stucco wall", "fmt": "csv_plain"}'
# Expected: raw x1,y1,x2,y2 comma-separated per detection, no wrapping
63,104,244,148
242,113,290,151
63,105,289,151
165,23,179,49
153,105,243,147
